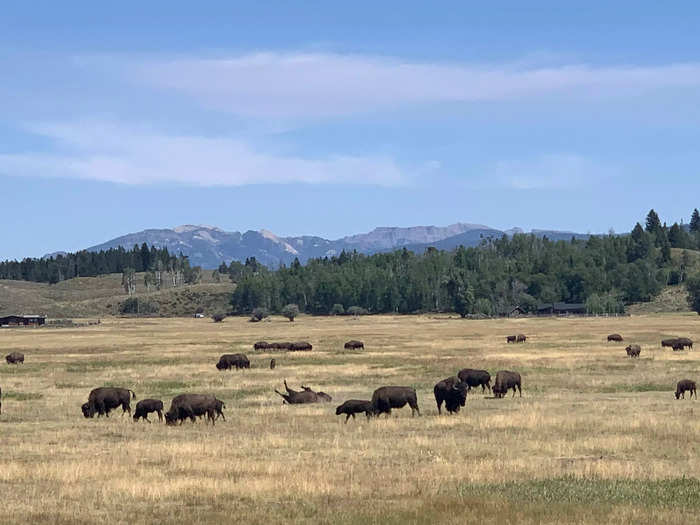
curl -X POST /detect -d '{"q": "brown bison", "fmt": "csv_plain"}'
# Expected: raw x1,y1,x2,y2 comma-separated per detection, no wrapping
344,340,365,350
216,353,250,370
661,338,679,348
506,335,517,343
433,377,468,414
133,399,164,422
676,337,693,350
82,387,136,418
5,352,24,364
164,394,219,425
625,344,641,358
275,380,331,404
335,400,372,422
370,386,420,417
516,334,527,343
675,379,697,400
289,342,312,351
493,371,522,398
457,368,491,393
607,334,623,342
254,341,270,350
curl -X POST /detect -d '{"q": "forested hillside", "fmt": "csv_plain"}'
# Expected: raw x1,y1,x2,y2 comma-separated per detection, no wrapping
228,209,700,316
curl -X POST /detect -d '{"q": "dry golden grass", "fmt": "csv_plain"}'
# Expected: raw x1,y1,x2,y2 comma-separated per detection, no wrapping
1,313,699,524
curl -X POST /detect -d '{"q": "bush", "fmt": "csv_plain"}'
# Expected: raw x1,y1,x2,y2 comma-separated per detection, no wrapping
686,274,700,314
211,313,225,323
330,304,345,315
281,303,300,322
347,306,368,316
118,297,160,315
250,307,269,322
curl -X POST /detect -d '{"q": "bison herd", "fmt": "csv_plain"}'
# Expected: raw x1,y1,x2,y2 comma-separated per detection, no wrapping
1,331,697,431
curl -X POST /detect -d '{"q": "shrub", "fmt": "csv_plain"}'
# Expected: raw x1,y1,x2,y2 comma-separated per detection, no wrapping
330,304,345,315
118,297,160,315
686,274,700,315
281,304,300,322
250,307,269,322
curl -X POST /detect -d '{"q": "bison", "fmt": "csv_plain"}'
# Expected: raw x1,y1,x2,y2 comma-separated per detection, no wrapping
289,342,312,351
493,371,522,398
676,337,693,350
625,344,641,358
607,334,623,342
662,338,679,349
270,358,276,370
335,400,372,422
5,352,24,364
675,379,697,400
254,341,270,350
506,335,517,343
516,334,526,343
82,387,136,418
370,386,420,417
133,399,164,422
275,380,331,404
216,353,250,370
164,394,219,425
434,377,468,415
457,368,491,393
344,340,365,350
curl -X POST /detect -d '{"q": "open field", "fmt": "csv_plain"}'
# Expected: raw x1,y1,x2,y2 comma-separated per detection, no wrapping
1,314,700,524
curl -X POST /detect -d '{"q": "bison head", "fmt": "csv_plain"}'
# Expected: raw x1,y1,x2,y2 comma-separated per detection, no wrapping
164,410,178,425
453,382,468,406
81,402,92,418
335,405,343,415
216,361,224,370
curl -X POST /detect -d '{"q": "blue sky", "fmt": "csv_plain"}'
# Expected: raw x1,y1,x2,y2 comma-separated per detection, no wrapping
2,2,700,259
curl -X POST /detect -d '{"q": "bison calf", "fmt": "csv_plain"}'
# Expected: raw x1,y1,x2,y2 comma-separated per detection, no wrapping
675,379,697,400
133,399,164,422
335,400,372,422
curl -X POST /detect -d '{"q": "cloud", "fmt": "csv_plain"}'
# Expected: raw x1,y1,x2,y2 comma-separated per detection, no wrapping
0,121,405,186
489,154,609,190
120,52,700,118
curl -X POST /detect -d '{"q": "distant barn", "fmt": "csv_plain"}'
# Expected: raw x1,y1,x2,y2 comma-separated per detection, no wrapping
0,315,46,327
536,303,586,316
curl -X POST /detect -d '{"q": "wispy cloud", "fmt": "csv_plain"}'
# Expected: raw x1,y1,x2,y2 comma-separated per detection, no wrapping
0,121,405,186
489,154,609,190
120,52,700,118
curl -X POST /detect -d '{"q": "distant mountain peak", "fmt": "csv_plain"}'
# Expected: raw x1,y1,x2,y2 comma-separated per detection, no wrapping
173,224,224,234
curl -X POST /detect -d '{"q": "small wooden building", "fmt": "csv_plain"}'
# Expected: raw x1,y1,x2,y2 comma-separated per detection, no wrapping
536,303,586,316
0,315,46,327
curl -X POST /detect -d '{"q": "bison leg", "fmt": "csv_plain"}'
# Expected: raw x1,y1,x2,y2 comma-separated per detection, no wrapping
345,413,351,423
436,399,442,415
144,414,151,423
157,410,163,421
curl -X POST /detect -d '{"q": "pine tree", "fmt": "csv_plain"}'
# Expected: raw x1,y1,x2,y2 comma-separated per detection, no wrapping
645,209,662,234
690,209,700,233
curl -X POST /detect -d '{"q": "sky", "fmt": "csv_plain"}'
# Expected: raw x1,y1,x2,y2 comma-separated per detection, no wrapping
2,1,700,260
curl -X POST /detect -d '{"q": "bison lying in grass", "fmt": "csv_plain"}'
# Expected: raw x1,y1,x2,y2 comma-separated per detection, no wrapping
370,386,420,417
335,400,372,422
625,344,641,358
82,387,136,418
433,377,468,415
493,371,522,398
675,379,697,400
133,399,164,422
275,380,331,404
216,353,250,370
607,334,623,342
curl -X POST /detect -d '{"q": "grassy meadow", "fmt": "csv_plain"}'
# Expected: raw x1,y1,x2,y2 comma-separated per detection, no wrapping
1,313,699,524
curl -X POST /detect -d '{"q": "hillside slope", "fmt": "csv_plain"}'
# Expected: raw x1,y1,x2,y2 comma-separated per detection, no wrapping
0,273,234,318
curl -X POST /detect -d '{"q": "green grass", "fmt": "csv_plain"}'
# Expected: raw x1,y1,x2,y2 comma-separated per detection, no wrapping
2,391,43,401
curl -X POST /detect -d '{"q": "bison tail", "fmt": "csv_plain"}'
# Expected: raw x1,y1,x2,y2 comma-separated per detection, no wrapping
129,389,137,400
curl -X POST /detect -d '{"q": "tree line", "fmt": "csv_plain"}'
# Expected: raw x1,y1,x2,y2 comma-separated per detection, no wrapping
226,209,700,317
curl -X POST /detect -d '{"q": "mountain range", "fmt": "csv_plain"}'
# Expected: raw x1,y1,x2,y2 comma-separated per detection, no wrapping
85,223,591,269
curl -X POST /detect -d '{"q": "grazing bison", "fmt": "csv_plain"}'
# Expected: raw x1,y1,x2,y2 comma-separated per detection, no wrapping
254,341,270,350
335,400,372,422
662,338,679,349
82,387,136,418
675,379,697,400
133,399,164,422
216,353,250,370
164,394,219,425
625,344,641,358
607,334,623,342
506,335,517,343
493,371,522,398
5,352,24,364
270,358,276,370
289,342,312,351
516,334,527,343
676,337,693,350
275,380,330,404
434,377,468,414
457,368,491,393
344,340,365,350
673,342,685,351
370,386,420,417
